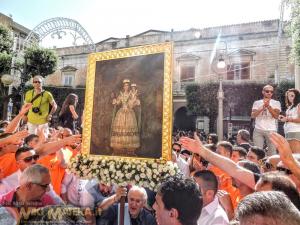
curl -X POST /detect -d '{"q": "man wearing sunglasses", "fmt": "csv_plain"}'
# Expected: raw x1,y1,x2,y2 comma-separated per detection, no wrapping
171,143,190,177
251,85,281,156
0,146,63,204
24,76,57,136
0,164,56,208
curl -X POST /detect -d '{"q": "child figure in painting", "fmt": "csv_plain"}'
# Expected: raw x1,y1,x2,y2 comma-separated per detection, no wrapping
110,79,140,156
130,83,141,135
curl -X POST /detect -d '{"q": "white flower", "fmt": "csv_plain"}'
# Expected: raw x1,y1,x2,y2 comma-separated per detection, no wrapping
170,170,176,176
135,175,140,181
109,165,115,171
140,173,146,179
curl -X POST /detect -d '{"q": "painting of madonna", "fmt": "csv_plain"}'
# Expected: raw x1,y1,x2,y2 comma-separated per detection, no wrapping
90,53,164,158
110,79,141,155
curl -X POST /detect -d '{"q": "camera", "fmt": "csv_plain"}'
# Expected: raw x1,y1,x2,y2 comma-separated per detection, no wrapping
32,107,40,114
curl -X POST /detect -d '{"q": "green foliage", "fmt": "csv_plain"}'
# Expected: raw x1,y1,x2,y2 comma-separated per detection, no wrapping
0,52,12,74
0,24,13,54
24,84,85,111
185,82,218,131
41,86,85,126
185,81,295,131
0,25,13,119
24,46,58,81
276,80,295,111
286,0,300,64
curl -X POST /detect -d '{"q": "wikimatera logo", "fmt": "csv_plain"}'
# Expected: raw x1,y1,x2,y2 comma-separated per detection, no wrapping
18,206,103,223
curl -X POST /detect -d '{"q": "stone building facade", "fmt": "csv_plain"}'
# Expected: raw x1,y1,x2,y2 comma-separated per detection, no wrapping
0,13,30,52
45,19,293,134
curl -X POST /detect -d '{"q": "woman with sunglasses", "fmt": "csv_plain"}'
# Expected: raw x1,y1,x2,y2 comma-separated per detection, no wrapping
278,89,300,153
206,133,218,152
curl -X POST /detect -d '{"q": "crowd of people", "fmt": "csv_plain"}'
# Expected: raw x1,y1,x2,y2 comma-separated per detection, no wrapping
0,77,300,225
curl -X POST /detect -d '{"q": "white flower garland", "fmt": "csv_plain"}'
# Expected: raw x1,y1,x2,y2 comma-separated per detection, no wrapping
68,154,179,191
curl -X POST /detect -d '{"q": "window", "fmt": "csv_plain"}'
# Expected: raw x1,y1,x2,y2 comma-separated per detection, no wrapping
62,72,75,86
227,63,250,80
180,66,195,82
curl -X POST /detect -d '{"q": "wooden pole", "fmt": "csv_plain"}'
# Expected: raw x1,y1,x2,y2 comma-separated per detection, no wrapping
119,196,126,225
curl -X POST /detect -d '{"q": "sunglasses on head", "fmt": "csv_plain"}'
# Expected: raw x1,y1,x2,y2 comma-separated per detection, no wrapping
276,166,292,175
33,81,41,84
264,90,273,94
22,154,39,163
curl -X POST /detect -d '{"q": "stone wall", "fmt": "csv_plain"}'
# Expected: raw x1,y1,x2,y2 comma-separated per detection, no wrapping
47,20,293,96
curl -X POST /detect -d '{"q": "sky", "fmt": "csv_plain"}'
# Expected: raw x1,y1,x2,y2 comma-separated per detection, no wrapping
0,0,287,48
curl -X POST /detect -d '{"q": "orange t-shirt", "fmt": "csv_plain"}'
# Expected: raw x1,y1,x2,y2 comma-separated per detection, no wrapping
38,154,65,196
0,153,18,179
209,165,241,209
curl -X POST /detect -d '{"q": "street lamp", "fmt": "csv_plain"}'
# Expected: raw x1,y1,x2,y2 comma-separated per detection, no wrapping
1,74,14,86
1,61,29,107
216,56,226,141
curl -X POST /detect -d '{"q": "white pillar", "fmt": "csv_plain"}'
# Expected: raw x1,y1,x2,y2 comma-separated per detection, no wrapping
217,78,224,141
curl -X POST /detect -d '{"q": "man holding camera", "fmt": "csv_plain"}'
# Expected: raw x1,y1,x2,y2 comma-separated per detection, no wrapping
24,76,57,135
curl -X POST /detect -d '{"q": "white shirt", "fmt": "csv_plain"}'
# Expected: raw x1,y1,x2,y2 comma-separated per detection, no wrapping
198,197,229,225
61,172,96,207
284,104,300,133
176,156,190,178
0,170,64,205
252,99,281,131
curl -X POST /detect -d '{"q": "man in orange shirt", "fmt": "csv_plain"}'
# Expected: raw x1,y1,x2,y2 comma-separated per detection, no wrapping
0,130,29,178
39,128,80,195
208,141,241,209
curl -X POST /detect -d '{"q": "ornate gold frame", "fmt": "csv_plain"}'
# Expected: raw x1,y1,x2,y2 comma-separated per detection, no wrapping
82,42,173,161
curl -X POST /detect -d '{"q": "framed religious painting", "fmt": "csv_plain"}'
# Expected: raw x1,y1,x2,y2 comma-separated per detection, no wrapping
82,42,173,161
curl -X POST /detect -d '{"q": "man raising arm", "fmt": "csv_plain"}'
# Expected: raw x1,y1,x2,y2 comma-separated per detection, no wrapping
180,134,256,189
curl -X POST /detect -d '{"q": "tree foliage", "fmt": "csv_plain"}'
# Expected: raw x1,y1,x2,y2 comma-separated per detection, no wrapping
0,52,12,75
185,83,218,130
0,25,14,118
23,46,58,82
0,25,13,54
185,81,294,132
0,25,59,119
0,24,13,75
286,0,300,64
15,85,85,126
